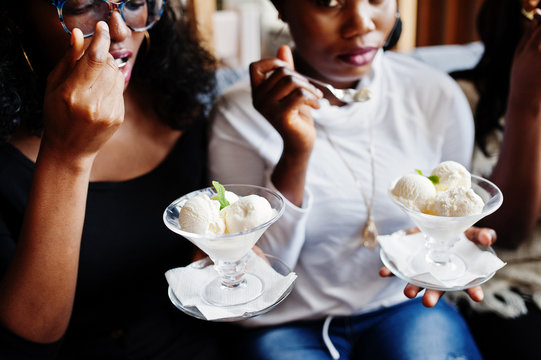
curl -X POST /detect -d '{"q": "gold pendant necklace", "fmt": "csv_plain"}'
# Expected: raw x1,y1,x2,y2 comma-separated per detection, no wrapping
317,90,378,249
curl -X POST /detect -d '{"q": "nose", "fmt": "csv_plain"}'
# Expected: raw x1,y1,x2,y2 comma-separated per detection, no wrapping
340,2,376,39
107,8,131,42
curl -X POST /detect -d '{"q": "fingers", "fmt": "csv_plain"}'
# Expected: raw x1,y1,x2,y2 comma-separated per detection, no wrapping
276,45,294,70
422,289,444,307
379,266,392,277
466,286,484,302
464,227,497,246
47,28,85,91
73,22,119,85
254,66,322,107
249,58,289,90
403,283,422,299
406,227,420,235
403,284,444,307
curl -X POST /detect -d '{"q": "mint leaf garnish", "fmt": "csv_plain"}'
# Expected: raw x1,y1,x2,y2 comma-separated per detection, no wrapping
212,181,230,210
427,175,439,185
414,169,439,185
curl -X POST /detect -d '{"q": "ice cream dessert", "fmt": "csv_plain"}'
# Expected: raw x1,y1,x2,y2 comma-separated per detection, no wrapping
391,173,437,212
178,183,276,235
178,193,226,235
221,195,275,233
391,161,485,217
431,161,471,191
430,187,485,217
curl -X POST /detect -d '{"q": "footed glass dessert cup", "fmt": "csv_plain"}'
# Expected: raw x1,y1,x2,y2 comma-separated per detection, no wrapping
389,175,503,281
163,184,285,306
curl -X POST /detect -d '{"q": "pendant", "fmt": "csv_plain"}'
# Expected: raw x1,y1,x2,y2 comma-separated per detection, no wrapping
362,218,378,249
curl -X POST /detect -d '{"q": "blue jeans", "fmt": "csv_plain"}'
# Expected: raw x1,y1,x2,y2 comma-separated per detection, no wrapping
239,298,482,360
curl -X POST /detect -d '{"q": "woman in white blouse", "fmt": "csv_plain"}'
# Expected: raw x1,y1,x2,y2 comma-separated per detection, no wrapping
209,0,496,359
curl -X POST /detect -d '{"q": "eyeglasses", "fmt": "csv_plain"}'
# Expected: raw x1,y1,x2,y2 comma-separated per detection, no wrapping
52,0,165,38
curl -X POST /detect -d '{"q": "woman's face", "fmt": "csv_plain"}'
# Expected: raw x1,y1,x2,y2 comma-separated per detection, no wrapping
279,0,397,88
22,0,145,87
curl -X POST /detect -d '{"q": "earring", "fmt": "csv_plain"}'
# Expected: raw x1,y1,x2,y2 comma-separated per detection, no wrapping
20,43,35,74
143,30,151,54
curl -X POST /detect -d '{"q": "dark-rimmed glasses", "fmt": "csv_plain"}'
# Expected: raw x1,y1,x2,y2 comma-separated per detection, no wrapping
52,0,165,37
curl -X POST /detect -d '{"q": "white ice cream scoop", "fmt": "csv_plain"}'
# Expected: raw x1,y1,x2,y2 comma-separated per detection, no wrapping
222,194,276,234
391,173,437,212
178,194,225,235
430,187,485,217
431,161,471,191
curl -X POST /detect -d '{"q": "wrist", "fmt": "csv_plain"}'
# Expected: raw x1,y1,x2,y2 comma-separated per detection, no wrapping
37,141,96,176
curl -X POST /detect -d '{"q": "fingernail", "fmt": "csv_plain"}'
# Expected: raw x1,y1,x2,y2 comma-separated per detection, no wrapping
98,21,109,32
475,288,484,300
488,229,496,244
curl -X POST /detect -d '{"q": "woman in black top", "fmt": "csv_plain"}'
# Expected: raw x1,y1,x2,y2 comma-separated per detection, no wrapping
0,1,224,358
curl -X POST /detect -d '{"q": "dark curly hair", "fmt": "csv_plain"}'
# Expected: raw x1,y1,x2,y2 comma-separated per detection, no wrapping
0,0,216,141
450,0,524,155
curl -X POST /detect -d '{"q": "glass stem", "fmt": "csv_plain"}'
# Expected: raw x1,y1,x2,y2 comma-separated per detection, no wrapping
214,253,249,288
425,235,452,265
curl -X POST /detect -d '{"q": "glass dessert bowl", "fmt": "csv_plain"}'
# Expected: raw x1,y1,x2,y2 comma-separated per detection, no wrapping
389,174,503,281
163,184,285,306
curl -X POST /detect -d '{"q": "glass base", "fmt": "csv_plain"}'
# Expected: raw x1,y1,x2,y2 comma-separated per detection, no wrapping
410,250,467,281
202,273,263,307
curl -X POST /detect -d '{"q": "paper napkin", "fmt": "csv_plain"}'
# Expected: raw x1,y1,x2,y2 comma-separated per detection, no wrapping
378,232,506,289
165,251,297,321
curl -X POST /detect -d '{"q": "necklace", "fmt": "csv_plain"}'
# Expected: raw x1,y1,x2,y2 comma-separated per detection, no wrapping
317,91,378,249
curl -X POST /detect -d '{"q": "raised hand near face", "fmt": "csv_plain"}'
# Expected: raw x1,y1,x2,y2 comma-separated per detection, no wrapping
41,22,125,167
249,45,323,157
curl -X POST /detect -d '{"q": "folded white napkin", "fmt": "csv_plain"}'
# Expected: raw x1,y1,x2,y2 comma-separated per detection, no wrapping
165,251,297,320
378,232,506,289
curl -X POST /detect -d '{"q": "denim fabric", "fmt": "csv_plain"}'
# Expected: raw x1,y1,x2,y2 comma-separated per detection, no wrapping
239,298,481,360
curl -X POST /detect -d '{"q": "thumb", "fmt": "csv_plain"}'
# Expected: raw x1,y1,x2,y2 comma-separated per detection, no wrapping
47,28,85,90
276,44,295,70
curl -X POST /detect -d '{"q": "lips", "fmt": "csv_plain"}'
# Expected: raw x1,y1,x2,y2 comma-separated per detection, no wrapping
110,50,133,83
337,47,377,67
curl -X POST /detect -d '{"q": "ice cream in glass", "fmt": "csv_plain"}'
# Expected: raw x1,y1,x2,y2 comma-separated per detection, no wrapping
389,161,503,280
163,183,285,306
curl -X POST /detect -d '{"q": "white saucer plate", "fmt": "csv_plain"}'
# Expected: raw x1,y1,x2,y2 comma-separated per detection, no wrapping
168,253,295,321
379,246,497,291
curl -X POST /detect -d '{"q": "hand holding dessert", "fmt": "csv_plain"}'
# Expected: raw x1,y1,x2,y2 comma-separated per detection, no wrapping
385,161,500,306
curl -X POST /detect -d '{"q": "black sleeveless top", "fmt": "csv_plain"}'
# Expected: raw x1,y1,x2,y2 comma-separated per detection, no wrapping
0,124,228,359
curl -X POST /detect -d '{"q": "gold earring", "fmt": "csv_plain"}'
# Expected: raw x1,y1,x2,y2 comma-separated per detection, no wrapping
20,44,35,74
144,30,151,54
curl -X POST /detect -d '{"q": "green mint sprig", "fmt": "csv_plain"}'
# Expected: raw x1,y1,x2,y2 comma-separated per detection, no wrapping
212,181,230,210
415,169,439,185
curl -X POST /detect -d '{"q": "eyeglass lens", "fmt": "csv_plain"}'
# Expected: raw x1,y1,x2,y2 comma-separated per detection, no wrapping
60,0,164,36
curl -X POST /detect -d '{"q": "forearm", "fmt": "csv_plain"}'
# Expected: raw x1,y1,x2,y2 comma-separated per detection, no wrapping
271,150,311,207
0,149,93,343
481,97,541,247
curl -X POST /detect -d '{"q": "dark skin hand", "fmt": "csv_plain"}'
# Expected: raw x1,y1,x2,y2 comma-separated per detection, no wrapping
380,227,497,307
250,45,323,206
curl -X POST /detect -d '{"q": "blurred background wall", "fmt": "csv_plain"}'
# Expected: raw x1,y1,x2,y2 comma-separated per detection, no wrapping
184,0,485,68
